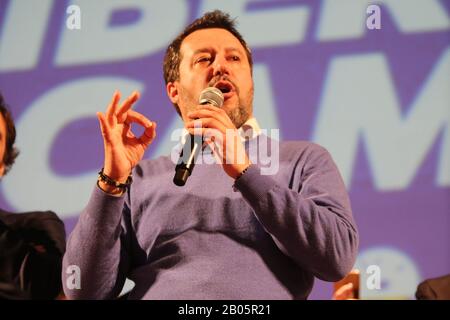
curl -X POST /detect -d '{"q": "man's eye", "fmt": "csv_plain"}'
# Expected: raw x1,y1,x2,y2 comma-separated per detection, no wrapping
196,57,211,63
231,55,240,61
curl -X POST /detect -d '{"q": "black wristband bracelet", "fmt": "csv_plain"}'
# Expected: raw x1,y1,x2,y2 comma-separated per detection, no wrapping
98,168,132,191
235,164,251,181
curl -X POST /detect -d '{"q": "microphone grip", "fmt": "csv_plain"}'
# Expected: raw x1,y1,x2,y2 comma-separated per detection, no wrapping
173,134,202,186
173,87,223,186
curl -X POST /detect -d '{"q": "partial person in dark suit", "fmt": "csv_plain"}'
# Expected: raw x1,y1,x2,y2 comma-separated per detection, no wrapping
416,274,450,300
0,92,66,299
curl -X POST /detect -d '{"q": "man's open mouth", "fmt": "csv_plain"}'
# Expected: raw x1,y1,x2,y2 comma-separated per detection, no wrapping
214,81,234,95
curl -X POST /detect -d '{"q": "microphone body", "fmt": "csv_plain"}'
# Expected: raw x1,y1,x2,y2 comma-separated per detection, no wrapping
173,87,224,186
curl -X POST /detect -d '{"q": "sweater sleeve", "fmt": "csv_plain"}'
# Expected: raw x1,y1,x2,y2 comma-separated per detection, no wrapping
234,144,359,282
62,185,132,299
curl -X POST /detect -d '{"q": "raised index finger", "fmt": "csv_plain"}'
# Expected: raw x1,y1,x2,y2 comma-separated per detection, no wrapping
105,91,121,125
116,91,140,123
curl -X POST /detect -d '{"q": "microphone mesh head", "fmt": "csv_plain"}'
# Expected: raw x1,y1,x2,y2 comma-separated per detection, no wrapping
199,87,224,107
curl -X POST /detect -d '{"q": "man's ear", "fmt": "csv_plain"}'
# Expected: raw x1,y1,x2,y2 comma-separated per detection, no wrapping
166,82,179,105
0,163,5,178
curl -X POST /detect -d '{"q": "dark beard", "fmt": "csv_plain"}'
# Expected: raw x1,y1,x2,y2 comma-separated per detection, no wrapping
208,75,251,128
227,104,250,129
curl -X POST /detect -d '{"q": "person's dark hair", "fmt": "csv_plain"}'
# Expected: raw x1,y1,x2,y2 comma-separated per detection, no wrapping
163,10,253,116
0,93,19,175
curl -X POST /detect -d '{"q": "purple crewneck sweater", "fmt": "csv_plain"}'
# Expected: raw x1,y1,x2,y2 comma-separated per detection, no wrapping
62,136,358,300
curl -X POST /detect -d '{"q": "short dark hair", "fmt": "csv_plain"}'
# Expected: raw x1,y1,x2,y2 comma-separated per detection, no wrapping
163,10,253,115
0,93,19,175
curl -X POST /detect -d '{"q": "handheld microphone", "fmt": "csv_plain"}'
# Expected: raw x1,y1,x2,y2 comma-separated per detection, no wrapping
173,87,224,186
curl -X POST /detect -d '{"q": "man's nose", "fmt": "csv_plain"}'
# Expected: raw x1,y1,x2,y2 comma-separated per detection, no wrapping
212,56,229,77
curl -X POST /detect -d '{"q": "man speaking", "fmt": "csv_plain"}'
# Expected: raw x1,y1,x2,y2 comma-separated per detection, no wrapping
62,10,359,300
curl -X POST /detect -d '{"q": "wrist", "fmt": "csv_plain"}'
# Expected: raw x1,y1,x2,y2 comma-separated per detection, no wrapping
97,167,132,195
97,179,125,196
102,166,131,184
233,162,252,181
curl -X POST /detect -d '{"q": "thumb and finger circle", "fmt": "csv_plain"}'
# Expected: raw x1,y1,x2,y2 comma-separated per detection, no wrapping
98,92,155,147
124,110,156,146
105,90,140,126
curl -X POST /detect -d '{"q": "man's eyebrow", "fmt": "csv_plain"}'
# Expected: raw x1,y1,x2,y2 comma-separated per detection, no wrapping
192,48,213,56
191,47,244,56
225,47,243,53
